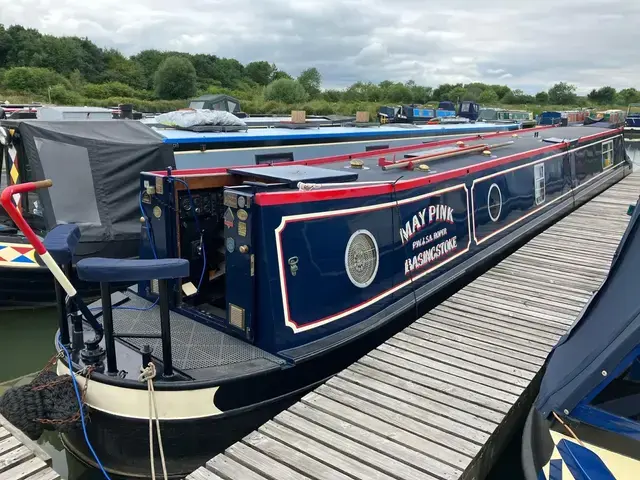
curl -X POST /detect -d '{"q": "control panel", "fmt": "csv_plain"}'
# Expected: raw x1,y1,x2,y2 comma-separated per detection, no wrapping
177,188,226,309
222,187,255,341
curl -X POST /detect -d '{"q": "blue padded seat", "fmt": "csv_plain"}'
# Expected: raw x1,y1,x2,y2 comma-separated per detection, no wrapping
76,258,189,283
43,224,81,265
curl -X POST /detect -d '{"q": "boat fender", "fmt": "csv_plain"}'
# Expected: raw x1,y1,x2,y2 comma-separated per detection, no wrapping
0,365,87,440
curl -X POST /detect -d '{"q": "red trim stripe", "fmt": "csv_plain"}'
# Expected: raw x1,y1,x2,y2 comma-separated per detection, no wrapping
147,125,557,177
254,127,622,206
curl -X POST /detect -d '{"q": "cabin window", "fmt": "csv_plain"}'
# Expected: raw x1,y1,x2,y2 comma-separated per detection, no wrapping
588,353,640,424
602,140,614,169
255,152,294,165
487,183,502,222
365,145,389,152
534,163,545,205
36,138,101,225
190,101,205,109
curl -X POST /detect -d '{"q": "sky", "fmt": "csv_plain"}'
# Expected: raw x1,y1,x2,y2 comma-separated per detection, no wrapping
0,0,638,94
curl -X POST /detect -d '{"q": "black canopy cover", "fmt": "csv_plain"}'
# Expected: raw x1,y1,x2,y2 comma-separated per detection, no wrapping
17,120,175,259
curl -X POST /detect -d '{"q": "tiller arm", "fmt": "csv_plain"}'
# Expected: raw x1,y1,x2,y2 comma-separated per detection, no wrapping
0,180,104,345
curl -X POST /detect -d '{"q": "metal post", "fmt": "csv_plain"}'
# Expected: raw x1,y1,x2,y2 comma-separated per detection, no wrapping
100,282,118,376
71,311,84,352
158,279,173,377
55,263,70,346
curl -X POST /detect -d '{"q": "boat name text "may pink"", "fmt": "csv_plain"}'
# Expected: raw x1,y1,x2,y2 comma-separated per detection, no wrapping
400,204,454,245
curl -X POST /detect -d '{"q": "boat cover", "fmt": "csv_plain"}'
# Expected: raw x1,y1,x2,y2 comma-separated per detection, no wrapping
534,192,640,417
16,120,175,259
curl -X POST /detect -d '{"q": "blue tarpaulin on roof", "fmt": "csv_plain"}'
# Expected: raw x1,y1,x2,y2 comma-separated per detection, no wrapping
535,194,640,417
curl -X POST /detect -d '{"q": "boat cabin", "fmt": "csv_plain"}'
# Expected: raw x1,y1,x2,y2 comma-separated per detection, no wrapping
188,94,244,116
132,124,628,355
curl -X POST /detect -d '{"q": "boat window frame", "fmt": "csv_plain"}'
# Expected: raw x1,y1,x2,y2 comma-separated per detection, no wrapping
570,345,640,443
602,139,614,170
534,163,545,205
365,145,390,152
255,152,294,165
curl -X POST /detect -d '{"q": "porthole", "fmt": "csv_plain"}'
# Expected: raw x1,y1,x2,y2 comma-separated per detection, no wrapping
487,183,502,222
345,229,379,288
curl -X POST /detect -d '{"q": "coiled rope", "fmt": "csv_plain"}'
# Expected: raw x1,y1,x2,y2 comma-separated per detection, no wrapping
0,353,91,440
139,362,167,480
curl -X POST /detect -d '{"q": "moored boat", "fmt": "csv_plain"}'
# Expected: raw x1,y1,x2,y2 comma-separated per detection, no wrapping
0,118,537,307
538,110,590,126
0,119,175,306
150,100,516,170
522,194,640,480
0,124,630,478
625,103,640,129
478,107,536,128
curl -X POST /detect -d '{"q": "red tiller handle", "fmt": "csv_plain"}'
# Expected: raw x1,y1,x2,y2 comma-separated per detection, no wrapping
0,179,53,255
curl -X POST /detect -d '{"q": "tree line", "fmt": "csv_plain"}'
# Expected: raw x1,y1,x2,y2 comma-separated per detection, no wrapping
1,23,639,114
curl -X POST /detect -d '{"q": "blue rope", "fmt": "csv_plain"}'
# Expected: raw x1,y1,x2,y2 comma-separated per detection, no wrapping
89,181,206,313
57,334,112,480
171,177,206,291
89,192,159,312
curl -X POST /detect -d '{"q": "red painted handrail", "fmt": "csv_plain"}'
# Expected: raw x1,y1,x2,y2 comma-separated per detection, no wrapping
0,179,52,255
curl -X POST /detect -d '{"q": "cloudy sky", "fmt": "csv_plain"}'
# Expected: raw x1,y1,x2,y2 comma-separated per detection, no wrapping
0,0,638,93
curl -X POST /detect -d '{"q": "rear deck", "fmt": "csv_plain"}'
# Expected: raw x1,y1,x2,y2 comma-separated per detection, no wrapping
186,167,640,479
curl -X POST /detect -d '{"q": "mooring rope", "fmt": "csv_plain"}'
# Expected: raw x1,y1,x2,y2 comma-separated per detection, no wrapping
139,362,168,480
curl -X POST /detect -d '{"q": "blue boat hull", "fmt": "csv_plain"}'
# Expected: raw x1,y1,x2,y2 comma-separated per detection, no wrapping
51,127,632,478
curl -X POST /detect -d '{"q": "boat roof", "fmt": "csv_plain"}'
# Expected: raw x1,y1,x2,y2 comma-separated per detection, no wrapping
155,125,621,200
534,192,640,418
151,121,518,145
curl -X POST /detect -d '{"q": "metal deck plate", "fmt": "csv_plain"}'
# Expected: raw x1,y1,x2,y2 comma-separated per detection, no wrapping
105,295,285,371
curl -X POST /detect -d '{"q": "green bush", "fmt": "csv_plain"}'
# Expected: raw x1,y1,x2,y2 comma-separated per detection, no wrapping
264,78,308,104
2,67,71,95
154,56,197,100
84,82,137,99
49,84,83,105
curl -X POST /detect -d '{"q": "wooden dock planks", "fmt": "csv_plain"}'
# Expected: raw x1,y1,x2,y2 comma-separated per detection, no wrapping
187,170,640,480
0,415,61,480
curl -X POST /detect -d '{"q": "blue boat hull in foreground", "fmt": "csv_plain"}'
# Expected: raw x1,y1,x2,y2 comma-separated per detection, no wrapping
522,192,640,480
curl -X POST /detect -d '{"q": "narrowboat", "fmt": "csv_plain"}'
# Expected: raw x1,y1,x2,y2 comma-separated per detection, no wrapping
0,117,526,307
585,109,626,126
376,100,480,124
0,124,631,478
538,110,589,126
0,119,175,306
478,107,536,128
522,194,640,480
150,106,518,170
0,101,41,119
625,103,640,129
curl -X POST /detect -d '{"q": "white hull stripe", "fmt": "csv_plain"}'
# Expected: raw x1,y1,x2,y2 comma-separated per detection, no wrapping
56,361,222,420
